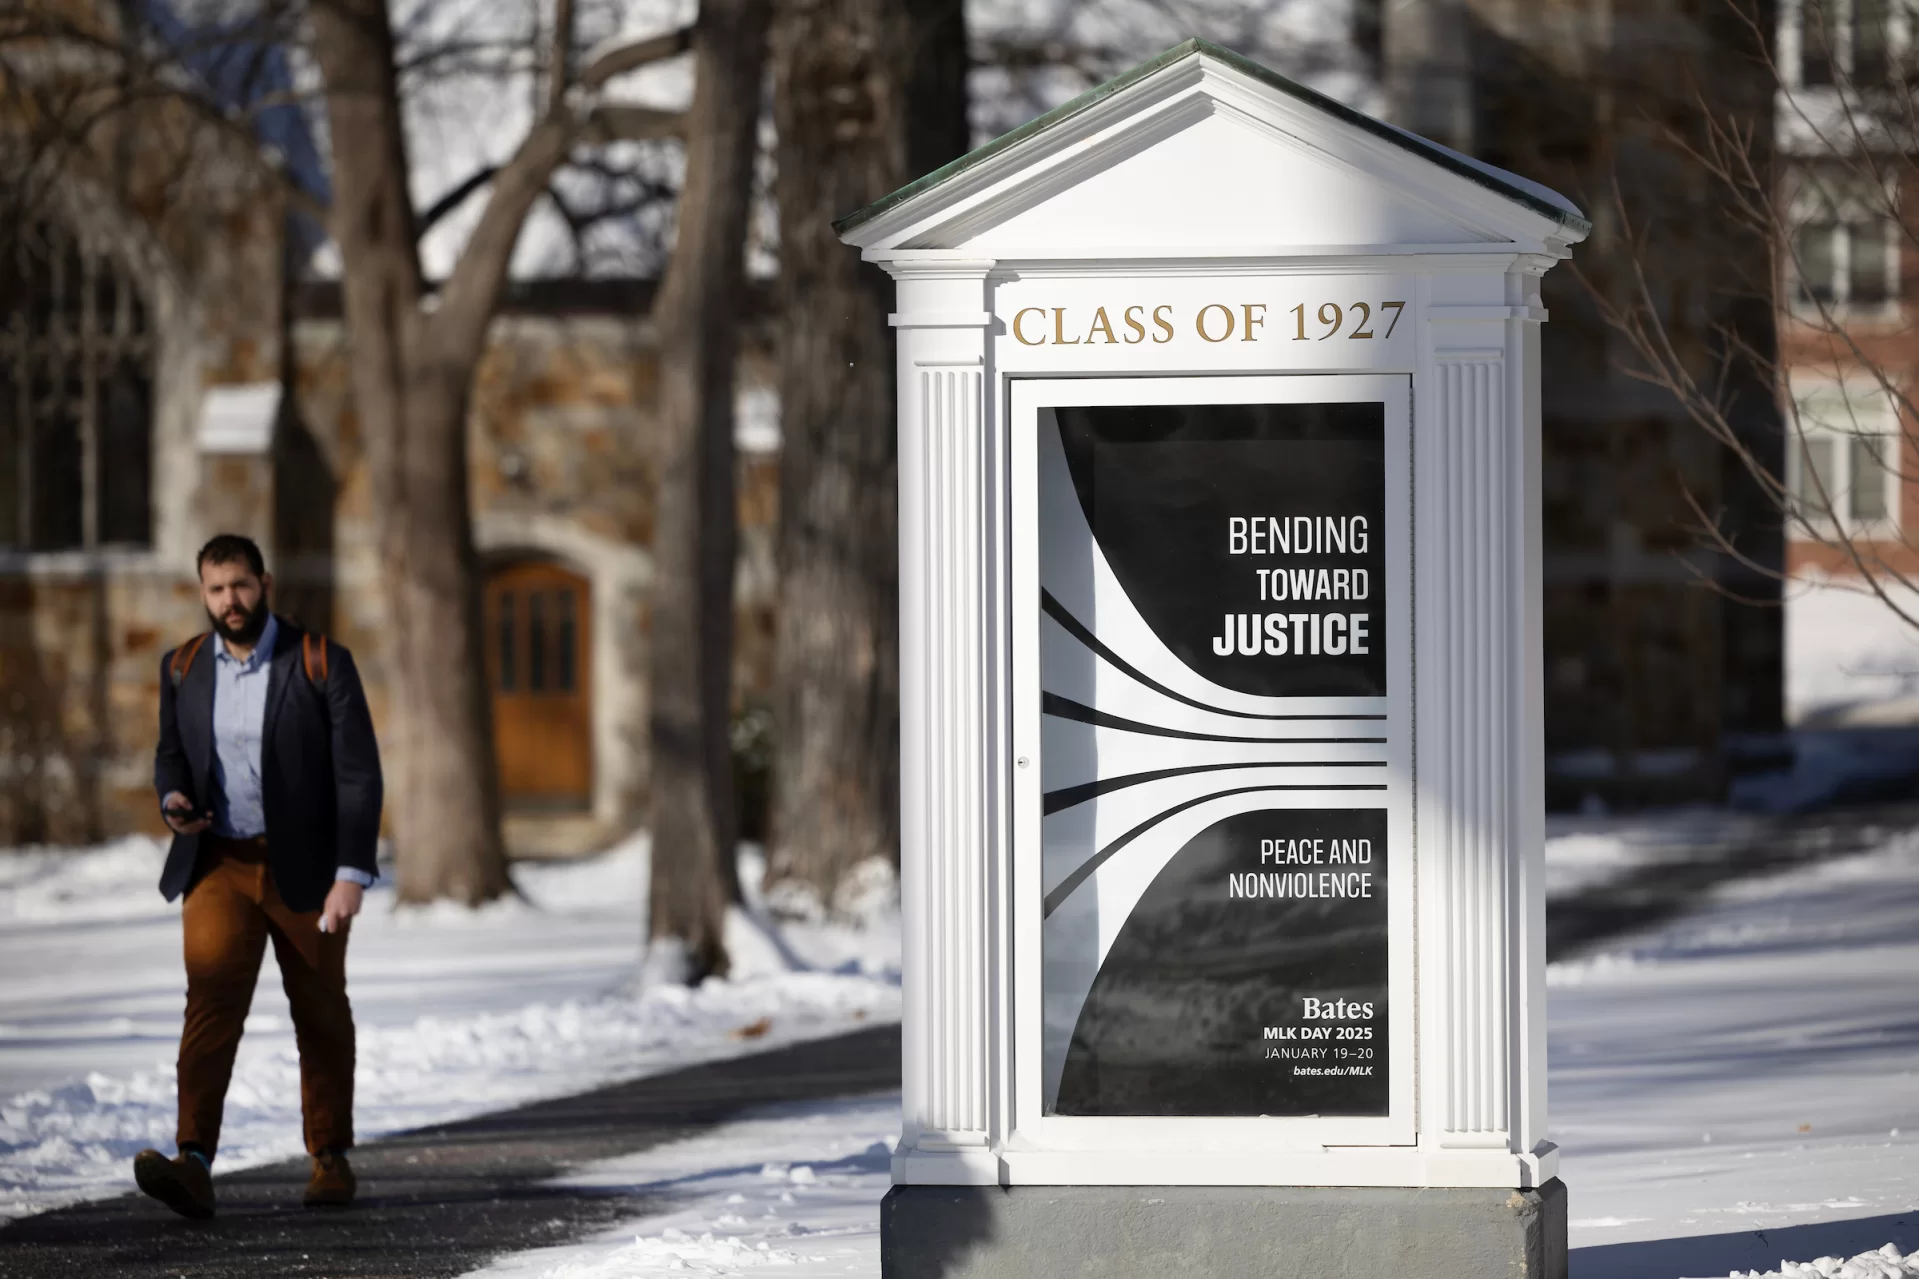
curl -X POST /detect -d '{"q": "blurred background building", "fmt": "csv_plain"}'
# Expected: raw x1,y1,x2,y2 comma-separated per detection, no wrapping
1771,0,1919,738
0,0,1830,853
0,201,783,853
1370,0,1790,809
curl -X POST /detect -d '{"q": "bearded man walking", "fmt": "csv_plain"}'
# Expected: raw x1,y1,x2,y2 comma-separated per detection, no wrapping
133,533,383,1219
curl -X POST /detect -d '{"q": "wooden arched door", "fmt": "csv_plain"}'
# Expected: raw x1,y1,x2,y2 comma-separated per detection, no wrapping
484,561,592,808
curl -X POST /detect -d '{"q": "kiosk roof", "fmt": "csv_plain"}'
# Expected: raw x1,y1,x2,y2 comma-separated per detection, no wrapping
835,38,1590,244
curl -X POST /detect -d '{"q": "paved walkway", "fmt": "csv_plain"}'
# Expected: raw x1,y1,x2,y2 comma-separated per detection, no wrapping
0,1024,900,1279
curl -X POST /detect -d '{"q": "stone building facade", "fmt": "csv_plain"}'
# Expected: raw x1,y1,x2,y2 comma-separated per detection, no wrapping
1374,0,1790,806
1772,0,1919,588
0,181,778,854
1,74,290,845
6,0,1805,844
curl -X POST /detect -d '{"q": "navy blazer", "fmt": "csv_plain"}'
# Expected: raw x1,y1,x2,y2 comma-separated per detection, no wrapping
154,616,384,913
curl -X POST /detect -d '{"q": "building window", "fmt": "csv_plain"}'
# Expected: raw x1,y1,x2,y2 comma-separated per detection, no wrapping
556,589,577,693
1792,0,1906,87
497,592,517,691
1791,174,1899,312
1789,381,1902,532
0,220,154,551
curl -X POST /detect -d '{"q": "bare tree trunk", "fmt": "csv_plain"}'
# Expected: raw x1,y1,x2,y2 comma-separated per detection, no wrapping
645,0,770,980
310,0,510,905
310,1,693,906
767,0,967,907
9,1,693,904
704,328,743,907
702,270,742,905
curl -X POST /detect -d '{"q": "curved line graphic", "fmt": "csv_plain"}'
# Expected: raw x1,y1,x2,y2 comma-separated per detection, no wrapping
1038,410,1386,717
1040,589,1386,723
1042,692,1389,746
1043,761,1386,816
1043,783,1301,919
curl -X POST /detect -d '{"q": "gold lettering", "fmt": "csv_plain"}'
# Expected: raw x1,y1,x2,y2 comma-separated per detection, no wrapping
1197,303,1235,342
1241,302,1267,343
1086,306,1118,344
1152,305,1175,343
1013,308,1046,345
1123,305,1147,344
1052,308,1081,345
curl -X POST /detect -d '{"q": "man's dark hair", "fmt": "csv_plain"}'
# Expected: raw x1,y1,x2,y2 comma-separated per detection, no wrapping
197,533,266,579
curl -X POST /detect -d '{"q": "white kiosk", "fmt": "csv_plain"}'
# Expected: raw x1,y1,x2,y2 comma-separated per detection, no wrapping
838,39,1588,1277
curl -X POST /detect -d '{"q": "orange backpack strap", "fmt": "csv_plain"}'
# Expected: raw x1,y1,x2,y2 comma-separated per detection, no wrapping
302,631,330,687
169,633,211,689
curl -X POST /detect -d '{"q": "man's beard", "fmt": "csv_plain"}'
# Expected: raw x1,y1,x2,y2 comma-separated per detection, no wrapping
208,592,270,646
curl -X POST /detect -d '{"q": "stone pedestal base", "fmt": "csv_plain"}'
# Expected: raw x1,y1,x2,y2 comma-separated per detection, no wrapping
881,1180,1567,1278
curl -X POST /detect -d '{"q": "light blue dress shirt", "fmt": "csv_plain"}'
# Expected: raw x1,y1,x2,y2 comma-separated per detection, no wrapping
209,615,373,888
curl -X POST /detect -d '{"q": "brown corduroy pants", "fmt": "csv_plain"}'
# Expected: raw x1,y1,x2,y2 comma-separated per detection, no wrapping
177,835,355,1158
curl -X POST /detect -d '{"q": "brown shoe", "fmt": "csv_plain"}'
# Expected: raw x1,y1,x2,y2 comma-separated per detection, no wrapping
133,1148,215,1219
304,1150,356,1208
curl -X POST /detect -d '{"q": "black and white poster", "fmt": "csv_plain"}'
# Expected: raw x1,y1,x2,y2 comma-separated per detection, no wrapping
1038,400,1392,1119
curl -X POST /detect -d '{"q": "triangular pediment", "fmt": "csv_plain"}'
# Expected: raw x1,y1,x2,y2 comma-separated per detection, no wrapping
839,40,1588,259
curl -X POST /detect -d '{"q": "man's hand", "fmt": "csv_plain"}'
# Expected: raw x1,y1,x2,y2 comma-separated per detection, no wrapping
162,792,211,836
320,880,364,936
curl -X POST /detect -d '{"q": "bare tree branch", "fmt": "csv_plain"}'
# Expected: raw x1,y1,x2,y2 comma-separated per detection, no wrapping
581,27,694,90
416,163,499,238
548,0,576,116
1583,2,1919,635
587,104,684,142
430,23,694,364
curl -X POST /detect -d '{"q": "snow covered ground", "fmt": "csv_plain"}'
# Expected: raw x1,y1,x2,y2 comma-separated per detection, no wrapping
1787,572,1919,726
442,823,1919,1279
1542,809,1771,899
9,819,1919,1279
1720,1246,1919,1279
1553,829,1919,1278
463,1096,898,1279
0,836,899,1222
